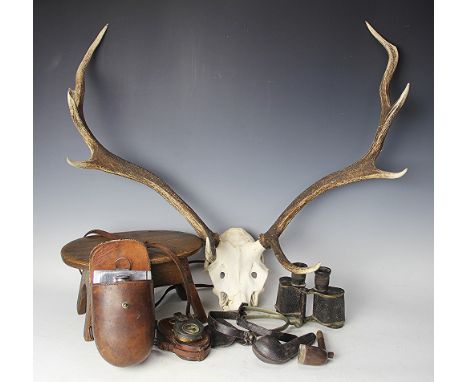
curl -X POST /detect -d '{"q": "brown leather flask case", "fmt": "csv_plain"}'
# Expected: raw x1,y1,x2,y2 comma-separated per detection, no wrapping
90,239,155,367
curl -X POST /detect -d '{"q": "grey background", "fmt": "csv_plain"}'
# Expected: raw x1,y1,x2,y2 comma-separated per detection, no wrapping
34,0,433,381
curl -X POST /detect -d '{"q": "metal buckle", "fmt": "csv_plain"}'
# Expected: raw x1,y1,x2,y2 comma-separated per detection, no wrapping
242,331,256,345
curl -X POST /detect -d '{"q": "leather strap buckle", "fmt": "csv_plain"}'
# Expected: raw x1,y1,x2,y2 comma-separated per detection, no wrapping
241,331,256,346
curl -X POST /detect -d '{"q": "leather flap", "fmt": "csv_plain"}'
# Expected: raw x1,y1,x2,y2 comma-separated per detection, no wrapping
89,239,151,282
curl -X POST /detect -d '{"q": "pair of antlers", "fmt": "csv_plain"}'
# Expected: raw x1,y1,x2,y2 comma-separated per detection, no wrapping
67,22,409,274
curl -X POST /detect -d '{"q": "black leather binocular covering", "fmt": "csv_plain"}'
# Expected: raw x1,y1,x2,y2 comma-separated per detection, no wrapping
275,264,345,328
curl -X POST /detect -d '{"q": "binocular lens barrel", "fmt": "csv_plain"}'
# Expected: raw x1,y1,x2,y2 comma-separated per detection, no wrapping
291,262,308,286
314,266,331,292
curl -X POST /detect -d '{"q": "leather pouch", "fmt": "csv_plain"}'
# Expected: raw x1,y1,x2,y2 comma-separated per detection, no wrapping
90,239,155,367
252,332,316,364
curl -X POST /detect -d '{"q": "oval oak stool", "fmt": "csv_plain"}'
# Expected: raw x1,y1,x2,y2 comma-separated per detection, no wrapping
61,230,205,341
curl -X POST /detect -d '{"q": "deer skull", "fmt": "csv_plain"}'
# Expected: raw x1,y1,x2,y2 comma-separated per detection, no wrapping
205,228,268,311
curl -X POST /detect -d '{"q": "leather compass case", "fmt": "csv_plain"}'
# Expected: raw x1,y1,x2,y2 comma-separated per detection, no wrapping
156,314,210,361
90,239,155,367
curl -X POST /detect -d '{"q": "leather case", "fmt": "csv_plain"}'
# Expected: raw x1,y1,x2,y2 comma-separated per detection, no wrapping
90,239,155,367
156,315,210,361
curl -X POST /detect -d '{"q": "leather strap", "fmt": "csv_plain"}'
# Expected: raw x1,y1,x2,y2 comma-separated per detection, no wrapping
145,242,192,316
208,304,296,347
208,310,251,345
84,229,121,240
237,305,292,338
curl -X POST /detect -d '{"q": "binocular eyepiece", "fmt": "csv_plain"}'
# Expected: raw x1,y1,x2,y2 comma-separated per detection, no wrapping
275,263,345,328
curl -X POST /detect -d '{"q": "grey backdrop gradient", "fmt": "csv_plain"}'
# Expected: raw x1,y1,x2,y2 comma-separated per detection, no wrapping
34,1,433,381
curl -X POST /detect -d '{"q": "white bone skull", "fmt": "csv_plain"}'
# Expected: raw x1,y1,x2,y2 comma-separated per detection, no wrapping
205,228,268,311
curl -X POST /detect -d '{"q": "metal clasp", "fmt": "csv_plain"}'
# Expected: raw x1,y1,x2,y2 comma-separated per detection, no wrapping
242,331,256,345
114,274,131,282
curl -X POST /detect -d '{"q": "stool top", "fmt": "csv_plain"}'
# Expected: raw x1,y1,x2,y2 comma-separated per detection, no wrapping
61,230,203,270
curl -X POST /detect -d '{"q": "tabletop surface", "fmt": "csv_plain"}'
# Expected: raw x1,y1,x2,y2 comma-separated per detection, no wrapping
61,230,203,269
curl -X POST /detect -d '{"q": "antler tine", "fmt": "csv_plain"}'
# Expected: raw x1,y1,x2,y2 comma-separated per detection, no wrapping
259,22,410,274
67,25,108,165
364,21,410,169
67,26,218,250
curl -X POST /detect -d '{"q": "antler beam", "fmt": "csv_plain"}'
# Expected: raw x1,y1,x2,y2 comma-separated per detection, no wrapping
259,22,410,274
67,25,218,251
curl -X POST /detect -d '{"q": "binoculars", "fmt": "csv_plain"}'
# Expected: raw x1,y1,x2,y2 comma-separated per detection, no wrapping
275,263,345,328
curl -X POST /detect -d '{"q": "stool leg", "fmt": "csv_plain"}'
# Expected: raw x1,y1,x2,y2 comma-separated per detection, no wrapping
81,270,94,341
77,270,87,315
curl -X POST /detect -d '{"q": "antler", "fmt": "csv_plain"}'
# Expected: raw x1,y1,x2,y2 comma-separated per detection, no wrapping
259,22,410,274
67,25,218,252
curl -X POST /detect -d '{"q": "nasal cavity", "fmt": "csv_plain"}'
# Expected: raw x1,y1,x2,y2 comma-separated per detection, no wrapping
220,292,228,305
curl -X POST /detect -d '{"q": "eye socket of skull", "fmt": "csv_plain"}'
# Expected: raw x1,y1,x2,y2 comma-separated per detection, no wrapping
220,271,225,279
251,271,257,279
